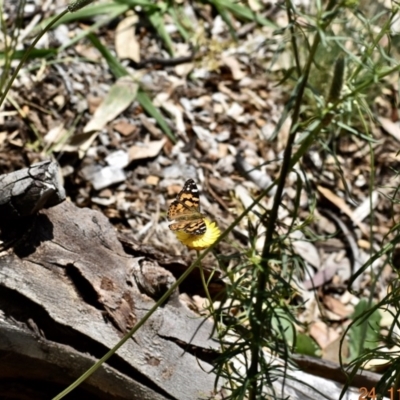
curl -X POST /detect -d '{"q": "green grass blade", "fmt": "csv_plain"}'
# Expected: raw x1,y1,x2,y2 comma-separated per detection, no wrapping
137,90,176,143
208,0,277,28
116,0,159,9
168,6,190,42
43,2,130,28
68,0,96,12
88,33,126,78
0,48,57,60
58,7,127,53
148,8,175,55
208,0,237,39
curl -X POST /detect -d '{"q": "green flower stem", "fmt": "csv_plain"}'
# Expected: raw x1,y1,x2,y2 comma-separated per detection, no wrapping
54,182,277,399
196,250,214,315
68,0,96,12
248,1,339,398
53,252,204,399
348,11,395,82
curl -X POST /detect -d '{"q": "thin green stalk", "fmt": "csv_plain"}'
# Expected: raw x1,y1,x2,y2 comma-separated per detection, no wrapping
53,182,277,398
0,0,25,93
53,252,205,399
348,9,395,82
286,1,301,77
196,250,214,315
343,63,400,103
247,1,339,398
68,0,95,12
0,9,69,109
392,367,400,397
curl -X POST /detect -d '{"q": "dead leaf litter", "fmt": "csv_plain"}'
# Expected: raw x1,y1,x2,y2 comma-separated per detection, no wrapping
1,0,399,368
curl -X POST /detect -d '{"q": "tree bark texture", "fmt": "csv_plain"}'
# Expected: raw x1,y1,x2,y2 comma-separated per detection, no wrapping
0,197,220,400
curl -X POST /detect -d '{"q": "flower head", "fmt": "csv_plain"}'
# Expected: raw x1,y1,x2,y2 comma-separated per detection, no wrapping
173,219,220,250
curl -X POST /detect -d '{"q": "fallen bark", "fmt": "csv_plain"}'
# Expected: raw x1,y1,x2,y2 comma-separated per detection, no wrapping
0,200,220,400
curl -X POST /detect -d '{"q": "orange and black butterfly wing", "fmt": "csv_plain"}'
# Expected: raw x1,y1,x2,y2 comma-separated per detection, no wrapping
168,179,206,235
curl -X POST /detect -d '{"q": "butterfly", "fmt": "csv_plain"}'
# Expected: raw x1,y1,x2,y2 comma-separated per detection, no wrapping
167,179,207,235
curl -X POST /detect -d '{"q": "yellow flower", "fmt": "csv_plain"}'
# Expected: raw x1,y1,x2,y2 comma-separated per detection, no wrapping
174,219,220,250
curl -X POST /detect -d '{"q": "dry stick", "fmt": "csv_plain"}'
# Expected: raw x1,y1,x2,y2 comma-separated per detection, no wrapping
247,1,339,399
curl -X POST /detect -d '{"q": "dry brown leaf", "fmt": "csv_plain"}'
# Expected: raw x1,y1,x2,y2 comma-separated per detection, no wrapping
352,190,379,224
44,124,67,146
128,139,166,162
378,116,400,141
317,186,369,236
290,230,321,269
323,295,352,318
309,321,340,350
87,96,103,114
75,43,101,61
113,120,137,136
115,15,140,63
317,186,353,218
0,132,7,146
323,336,349,363
146,175,160,186
139,115,163,139
303,263,339,290
84,75,139,134
222,56,246,80
174,43,194,77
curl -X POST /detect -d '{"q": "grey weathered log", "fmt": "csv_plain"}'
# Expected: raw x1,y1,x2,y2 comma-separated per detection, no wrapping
0,200,220,399
0,160,66,219
0,320,167,400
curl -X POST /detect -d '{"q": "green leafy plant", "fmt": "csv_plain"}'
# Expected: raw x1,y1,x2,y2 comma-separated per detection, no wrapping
4,0,400,399
348,299,382,362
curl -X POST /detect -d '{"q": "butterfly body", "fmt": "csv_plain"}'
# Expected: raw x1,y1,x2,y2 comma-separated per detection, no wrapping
167,179,207,235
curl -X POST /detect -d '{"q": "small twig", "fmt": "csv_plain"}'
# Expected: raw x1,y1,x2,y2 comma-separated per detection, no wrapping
128,49,203,69
322,209,363,291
